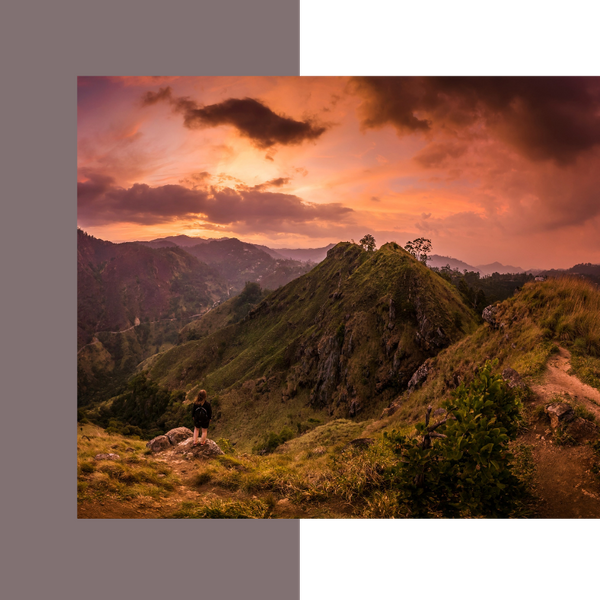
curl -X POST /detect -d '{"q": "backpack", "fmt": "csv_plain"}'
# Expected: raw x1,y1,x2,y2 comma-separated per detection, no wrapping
193,403,208,425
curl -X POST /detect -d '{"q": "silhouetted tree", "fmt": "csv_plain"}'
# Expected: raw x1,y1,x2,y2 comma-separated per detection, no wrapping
405,238,432,264
359,234,376,252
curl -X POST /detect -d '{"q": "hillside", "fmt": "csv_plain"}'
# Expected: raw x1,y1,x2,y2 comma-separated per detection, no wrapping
79,276,600,519
92,242,478,448
183,238,312,293
78,229,228,348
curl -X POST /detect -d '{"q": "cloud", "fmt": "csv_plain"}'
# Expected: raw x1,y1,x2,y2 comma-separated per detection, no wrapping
413,142,467,168
351,77,600,164
142,87,328,149
77,173,353,234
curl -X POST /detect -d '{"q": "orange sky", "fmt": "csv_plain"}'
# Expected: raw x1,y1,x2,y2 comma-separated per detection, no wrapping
77,76,600,269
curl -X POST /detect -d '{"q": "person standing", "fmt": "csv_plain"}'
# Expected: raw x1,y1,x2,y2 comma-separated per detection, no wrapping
192,389,212,446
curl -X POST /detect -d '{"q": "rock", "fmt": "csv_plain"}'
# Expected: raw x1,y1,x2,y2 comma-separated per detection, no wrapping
94,453,120,461
312,446,327,455
174,437,224,458
502,367,524,389
277,498,290,506
546,403,575,429
482,305,499,328
146,435,171,452
408,361,430,392
165,427,193,446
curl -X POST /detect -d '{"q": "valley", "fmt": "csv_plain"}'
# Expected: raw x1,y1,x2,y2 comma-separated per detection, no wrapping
78,235,600,518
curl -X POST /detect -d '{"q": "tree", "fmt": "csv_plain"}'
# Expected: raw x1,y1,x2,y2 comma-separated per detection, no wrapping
404,237,432,264
359,234,376,252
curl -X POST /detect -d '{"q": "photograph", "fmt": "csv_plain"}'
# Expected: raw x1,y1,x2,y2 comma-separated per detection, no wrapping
77,75,600,519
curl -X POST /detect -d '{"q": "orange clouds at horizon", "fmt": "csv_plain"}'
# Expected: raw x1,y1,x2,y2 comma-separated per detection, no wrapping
77,76,600,269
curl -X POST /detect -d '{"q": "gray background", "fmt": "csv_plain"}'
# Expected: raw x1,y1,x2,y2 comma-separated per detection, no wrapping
4,1,299,598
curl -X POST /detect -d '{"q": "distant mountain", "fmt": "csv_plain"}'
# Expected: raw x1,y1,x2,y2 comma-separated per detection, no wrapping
77,229,227,348
137,234,231,249
540,263,600,285
183,238,312,293
428,254,479,273
271,244,336,263
476,262,525,276
136,235,333,264
251,244,287,260
428,255,526,276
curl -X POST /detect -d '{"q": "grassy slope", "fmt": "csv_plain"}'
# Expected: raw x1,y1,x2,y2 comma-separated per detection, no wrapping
365,276,600,437
140,242,478,450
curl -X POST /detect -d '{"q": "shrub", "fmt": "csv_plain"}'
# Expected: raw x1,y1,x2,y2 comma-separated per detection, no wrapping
385,360,527,517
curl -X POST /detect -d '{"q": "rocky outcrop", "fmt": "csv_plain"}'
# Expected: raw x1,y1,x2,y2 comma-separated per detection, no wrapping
482,305,499,328
147,430,224,458
546,403,574,429
147,427,193,452
146,435,171,452
408,361,431,393
174,437,224,458
166,427,193,445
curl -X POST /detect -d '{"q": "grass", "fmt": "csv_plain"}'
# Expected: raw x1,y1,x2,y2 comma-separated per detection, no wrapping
170,497,273,519
77,423,179,503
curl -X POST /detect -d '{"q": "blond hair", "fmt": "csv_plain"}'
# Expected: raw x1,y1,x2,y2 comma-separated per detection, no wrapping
194,389,207,404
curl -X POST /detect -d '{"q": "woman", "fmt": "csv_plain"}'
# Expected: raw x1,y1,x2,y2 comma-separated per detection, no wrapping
191,389,212,446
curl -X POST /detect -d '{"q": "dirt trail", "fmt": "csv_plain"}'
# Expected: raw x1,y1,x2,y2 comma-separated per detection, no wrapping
525,347,600,518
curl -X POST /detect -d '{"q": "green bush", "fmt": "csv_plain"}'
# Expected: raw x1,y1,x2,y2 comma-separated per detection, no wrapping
385,360,527,518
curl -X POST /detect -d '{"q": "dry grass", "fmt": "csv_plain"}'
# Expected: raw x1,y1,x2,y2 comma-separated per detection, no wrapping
77,424,179,503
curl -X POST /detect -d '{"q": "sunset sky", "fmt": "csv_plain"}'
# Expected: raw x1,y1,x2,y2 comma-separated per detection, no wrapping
77,76,600,269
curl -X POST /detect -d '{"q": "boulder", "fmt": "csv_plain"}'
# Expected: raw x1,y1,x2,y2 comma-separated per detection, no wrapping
146,435,171,453
94,453,120,461
175,437,224,458
165,427,193,446
546,403,575,429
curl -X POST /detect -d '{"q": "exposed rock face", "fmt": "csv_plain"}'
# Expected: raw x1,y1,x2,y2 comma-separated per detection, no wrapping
408,361,431,393
482,305,499,328
94,453,120,461
166,427,193,445
146,435,171,452
312,335,341,407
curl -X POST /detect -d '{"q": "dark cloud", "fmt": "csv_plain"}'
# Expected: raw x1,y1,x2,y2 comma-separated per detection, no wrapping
77,173,353,233
351,77,600,164
142,87,328,149
249,177,291,191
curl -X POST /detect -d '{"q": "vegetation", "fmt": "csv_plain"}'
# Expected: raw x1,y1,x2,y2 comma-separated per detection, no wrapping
77,424,179,504
432,267,534,314
384,361,527,517
405,238,432,264
359,234,376,252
